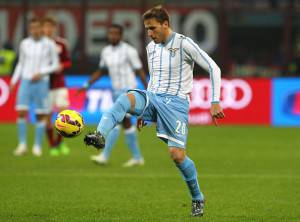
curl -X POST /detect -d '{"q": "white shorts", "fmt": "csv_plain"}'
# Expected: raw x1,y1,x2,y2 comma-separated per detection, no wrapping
50,87,70,110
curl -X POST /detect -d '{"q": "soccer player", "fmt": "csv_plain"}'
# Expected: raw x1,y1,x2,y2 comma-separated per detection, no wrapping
84,6,225,216
79,24,147,167
43,17,72,156
10,17,59,157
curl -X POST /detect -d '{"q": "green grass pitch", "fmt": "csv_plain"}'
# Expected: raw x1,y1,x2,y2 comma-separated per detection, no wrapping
0,124,299,222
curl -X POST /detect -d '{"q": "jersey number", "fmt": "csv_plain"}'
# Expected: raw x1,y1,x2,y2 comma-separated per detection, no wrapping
175,121,186,135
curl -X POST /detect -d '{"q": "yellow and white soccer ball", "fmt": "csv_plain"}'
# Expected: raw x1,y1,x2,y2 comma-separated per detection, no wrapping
55,109,84,138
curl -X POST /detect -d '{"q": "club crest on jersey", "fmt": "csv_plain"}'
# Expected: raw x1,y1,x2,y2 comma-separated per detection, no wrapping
168,48,179,57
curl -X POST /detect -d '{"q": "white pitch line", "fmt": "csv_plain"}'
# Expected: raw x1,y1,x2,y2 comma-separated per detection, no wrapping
11,172,300,179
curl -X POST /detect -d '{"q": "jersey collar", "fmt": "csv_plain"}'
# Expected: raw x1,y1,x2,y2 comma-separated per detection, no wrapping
160,32,176,47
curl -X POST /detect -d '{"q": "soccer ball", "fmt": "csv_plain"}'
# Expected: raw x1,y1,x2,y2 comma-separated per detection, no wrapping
55,109,84,138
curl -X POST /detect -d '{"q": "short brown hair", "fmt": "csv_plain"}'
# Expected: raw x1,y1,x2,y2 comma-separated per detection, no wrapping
142,5,170,25
42,16,57,26
109,24,123,35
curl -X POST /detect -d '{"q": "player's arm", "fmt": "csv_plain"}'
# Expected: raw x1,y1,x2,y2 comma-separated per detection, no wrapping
80,68,105,91
128,47,148,89
10,42,24,91
135,68,148,89
183,37,225,125
32,40,59,81
77,50,108,94
76,68,106,95
57,40,72,73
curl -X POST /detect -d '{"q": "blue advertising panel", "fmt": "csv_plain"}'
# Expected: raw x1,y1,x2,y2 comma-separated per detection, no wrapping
272,78,300,126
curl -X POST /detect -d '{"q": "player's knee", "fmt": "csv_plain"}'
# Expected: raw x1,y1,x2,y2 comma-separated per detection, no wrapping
127,91,146,116
18,110,27,118
169,148,186,164
127,93,136,112
36,114,47,122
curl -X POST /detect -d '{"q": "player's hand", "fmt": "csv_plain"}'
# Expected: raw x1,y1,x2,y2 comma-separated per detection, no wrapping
55,64,64,74
9,84,15,93
31,73,41,82
137,118,147,131
210,102,225,126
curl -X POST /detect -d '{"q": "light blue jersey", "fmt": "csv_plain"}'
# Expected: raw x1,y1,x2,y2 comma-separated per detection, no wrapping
146,32,221,102
130,32,221,148
12,36,59,114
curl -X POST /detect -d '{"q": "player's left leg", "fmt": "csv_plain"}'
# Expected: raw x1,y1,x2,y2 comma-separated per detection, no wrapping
32,80,50,156
84,91,147,149
54,88,70,155
122,117,144,167
169,147,204,216
33,114,47,157
46,89,59,156
155,95,204,216
46,111,60,156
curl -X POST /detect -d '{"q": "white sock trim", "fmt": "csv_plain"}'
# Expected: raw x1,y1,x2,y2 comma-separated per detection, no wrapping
156,133,185,146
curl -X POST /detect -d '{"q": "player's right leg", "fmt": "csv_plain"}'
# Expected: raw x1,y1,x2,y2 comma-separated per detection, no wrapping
84,91,147,149
122,117,144,167
91,125,121,164
14,80,30,156
14,110,28,156
47,88,70,156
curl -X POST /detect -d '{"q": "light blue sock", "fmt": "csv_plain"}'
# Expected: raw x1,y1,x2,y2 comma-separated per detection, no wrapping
34,121,46,147
176,156,204,201
17,118,27,145
97,93,131,138
102,125,121,159
125,126,142,160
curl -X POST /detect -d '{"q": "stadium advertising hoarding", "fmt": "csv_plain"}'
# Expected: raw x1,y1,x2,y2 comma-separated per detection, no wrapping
0,76,272,125
0,5,218,56
272,78,300,126
0,76,17,122
189,78,271,125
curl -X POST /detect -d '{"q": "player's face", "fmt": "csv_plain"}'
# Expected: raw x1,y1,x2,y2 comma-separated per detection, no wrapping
29,21,43,39
144,18,169,44
107,27,122,45
43,22,56,38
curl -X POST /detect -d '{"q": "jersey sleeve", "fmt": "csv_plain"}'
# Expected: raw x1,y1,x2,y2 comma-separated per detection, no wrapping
10,41,24,85
99,50,107,69
127,47,142,70
183,37,221,103
60,40,72,69
39,40,59,75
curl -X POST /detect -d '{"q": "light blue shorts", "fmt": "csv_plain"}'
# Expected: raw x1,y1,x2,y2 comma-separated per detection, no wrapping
129,90,189,149
113,89,128,102
16,79,50,114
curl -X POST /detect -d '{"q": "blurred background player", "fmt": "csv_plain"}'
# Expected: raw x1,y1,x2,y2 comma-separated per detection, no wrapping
43,17,72,156
78,24,147,167
84,6,224,216
10,17,59,157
